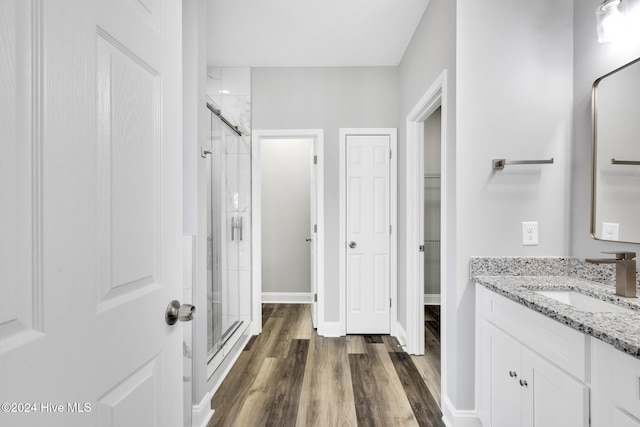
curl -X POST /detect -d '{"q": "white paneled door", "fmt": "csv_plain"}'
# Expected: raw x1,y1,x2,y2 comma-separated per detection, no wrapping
345,135,391,334
0,1,183,426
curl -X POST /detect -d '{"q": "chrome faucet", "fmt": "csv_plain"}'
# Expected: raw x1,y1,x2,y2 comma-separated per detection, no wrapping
586,251,637,298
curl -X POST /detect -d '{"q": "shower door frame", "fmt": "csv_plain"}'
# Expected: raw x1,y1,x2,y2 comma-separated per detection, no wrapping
206,111,252,376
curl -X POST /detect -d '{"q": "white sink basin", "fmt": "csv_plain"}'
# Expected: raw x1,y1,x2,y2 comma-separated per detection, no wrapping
535,291,634,313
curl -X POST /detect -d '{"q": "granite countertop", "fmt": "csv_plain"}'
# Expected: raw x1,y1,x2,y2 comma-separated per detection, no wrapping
471,257,640,359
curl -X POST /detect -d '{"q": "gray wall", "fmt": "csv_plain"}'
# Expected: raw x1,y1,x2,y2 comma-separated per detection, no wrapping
454,0,574,410
571,0,640,256
396,0,457,408
396,0,456,334
252,67,399,322
261,138,312,293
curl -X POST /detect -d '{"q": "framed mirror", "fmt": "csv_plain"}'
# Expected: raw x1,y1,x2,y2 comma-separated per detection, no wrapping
592,56,640,243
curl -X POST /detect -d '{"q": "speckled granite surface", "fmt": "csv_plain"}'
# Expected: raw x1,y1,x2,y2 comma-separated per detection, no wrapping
471,257,640,359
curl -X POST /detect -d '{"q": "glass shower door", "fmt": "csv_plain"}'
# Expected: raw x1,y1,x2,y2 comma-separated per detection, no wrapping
207,108,251,373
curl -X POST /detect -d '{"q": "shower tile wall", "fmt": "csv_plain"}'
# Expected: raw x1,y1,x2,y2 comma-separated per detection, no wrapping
207,67,251,135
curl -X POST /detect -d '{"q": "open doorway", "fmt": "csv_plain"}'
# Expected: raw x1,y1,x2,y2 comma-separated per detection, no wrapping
251,130,325,335
404,70,451,413
415,107,443,407
261,138,313,301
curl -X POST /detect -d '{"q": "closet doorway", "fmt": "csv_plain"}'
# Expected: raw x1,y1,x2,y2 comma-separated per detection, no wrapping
404,70,451,410
418,107,442,406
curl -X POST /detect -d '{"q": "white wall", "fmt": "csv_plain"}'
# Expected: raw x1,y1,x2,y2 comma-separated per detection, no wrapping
182,0,211,416
571,0,640,256
455,0,573,411
252,67,399,322
261,138,312,294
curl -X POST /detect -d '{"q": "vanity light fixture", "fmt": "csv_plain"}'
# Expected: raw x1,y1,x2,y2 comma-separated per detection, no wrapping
596,0,628,43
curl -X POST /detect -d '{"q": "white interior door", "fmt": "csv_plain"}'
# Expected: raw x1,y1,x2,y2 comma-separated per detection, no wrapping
345,135,391,334
0,1,183,426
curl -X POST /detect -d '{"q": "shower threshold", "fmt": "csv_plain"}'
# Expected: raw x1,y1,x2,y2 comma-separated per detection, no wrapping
207,319,249,379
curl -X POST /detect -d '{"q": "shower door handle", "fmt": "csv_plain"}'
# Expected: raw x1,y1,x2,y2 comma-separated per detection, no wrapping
231,217,236,241
231,216,243,241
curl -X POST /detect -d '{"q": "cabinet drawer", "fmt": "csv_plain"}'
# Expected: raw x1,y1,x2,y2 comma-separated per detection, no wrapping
478,287,587,382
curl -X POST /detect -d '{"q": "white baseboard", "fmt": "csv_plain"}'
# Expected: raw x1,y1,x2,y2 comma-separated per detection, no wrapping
395,322,408,350
317,321,343,337
192,391,214,427
262,292,312,304
424,293,441,305
442,396,481,427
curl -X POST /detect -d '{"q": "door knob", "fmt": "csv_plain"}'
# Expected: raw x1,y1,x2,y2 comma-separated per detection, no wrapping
349,241,357,249
165,300,196,325
306,237,312,242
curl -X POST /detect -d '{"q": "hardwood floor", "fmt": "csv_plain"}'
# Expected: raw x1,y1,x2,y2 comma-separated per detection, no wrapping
411,306,441,407
208,304,444,427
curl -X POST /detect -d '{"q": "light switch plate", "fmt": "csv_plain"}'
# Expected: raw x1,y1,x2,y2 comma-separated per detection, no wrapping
522,221,538,246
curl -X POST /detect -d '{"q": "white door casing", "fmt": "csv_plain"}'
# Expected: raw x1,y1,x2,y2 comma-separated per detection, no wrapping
0,1,183,426
310,144,318,327
340,129,397,335
405,70,449,355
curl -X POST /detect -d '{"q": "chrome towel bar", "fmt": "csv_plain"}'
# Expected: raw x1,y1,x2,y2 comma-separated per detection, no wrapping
492,158,554,171
611,158,640,165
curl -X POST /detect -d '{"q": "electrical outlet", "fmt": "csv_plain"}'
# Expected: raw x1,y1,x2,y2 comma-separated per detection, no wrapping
602,222,619,240
522,221,538,246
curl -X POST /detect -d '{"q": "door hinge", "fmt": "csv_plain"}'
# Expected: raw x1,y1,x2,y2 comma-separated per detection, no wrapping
390,225,392,234
314,293,318,302
314,224,317,233
390,298,392,308
313,155,318,165
390,150,392,160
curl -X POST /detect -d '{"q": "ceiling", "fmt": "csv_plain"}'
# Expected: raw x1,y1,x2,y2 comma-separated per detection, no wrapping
207,0,431,68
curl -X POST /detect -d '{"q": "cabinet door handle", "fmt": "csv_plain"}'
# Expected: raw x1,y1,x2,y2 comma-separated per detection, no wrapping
509,371,518,378
519,379,528,387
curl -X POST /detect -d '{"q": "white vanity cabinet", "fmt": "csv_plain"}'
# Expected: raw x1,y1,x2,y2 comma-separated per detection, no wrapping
591,338,640,426
477,286,589,427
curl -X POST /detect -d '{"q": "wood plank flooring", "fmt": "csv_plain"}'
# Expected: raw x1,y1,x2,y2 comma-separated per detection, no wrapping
208,304,443,427
411,306,441,406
